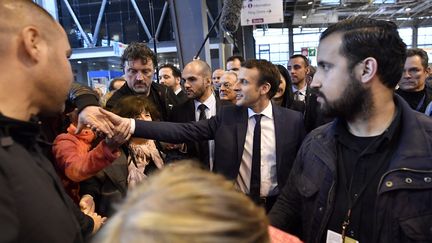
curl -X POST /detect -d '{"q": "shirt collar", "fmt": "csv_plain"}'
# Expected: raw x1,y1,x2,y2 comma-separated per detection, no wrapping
247,101,273,120
174,87,182,95
194,93,216,111
292,84,307,94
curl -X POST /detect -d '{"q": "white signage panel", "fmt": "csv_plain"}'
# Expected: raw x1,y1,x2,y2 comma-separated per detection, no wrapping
241,0,284,26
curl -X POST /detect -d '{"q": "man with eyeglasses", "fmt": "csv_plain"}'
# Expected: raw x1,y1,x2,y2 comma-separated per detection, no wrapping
219,71,238,104
106,42,177,121
396,48,432,113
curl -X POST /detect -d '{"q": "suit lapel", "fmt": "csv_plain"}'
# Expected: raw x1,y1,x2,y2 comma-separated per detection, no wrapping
272,104,283,172
215,97,221,113
236,107,249,162
187,99,196,121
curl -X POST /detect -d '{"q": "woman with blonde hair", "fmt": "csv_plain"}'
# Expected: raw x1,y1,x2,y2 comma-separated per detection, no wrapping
93,161,270,243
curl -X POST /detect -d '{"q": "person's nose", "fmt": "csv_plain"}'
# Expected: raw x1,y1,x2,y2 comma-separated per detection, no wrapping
233,80,241,92
136,71,145,81
310,74,321,89
402,69,411,78
184,80,191,88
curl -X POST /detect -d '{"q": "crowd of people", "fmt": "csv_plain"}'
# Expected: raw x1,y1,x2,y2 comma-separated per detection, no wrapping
1,1,432,243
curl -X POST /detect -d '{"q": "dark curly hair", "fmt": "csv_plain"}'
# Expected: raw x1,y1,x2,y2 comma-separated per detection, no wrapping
121,42,157,69
111,95,160,121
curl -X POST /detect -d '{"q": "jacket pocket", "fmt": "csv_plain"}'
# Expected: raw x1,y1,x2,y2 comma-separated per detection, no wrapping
399,214,432,241
296,174,319,198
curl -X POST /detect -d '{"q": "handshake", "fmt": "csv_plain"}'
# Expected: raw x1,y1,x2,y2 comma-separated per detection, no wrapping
76,106,133,147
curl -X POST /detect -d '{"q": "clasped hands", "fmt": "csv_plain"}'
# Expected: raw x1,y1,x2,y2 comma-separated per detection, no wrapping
76,106,133,144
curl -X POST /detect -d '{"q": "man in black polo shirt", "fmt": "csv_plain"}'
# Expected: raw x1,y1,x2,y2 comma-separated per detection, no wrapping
269,17,432,243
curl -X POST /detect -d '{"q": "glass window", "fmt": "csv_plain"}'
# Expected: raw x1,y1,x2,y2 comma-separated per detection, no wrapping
373,0,395,3
418,27,432,49
254,27,323,66
321,0,340,5
398,28,412,48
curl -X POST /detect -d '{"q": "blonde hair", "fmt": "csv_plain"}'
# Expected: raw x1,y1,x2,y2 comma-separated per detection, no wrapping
93,161,269,243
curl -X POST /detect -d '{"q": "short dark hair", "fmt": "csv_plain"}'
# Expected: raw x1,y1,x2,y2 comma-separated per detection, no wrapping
159,63,181,78
242,59,280,99
108,77,126,92
289,54,309,67
320,17,406,89
121,42,157,69
111,95,159,121
407,48,429,70
227,55,245,64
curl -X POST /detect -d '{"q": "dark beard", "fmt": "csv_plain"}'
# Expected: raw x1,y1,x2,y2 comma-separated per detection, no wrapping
314,73,373,121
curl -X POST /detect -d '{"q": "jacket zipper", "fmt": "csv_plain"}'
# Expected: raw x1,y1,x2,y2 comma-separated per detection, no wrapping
316,178,336,243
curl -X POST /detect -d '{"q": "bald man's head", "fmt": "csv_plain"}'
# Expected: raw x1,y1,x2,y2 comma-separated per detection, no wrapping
0,0,59,53
185,60,212,79
0,0,73,119
182,60,213,102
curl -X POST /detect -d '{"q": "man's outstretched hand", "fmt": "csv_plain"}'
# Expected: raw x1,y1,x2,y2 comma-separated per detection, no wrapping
99,108,132,138
76,106,115,137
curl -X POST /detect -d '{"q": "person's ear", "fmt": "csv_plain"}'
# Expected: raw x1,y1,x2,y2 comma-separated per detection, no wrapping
359,57,377,84
260,82,271,96
426,66,431,75
205,77,212,87
21,26,45,62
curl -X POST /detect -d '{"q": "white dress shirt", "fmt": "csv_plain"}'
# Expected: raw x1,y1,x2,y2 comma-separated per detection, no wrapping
194,94,217,170
174,87,183,95
235,102,278,197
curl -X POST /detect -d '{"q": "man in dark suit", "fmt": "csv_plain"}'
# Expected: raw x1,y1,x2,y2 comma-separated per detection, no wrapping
288,54,332,132
158,63,188,105
101,59,305,211
106,42,177,121
167,60,227,168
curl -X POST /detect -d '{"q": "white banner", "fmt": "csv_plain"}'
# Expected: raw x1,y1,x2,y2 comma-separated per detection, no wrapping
241,0,284,26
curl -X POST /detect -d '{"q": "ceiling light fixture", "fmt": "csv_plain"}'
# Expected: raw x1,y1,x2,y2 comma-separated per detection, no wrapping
405,7,411,11
308,1,313,5
77,61,82,64
302,14,307,19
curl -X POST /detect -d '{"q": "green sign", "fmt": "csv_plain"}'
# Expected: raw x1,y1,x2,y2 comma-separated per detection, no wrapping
308,48,316,57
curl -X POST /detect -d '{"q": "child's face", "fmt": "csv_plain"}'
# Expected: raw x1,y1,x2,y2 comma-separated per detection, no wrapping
137,110,152,121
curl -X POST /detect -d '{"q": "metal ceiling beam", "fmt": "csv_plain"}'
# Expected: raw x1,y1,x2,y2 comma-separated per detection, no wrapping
130,0,153,41
155,1,169,41
92,0,107,45
62,0,93,47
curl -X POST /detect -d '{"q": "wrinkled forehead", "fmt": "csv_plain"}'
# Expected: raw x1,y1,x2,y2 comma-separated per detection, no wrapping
125,58,154,69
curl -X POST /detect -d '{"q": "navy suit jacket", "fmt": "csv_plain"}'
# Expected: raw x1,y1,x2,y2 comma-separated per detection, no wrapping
135,103,305,189
167,97,227,164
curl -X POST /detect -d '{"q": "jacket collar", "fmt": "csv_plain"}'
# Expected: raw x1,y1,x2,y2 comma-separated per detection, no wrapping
0,114,40,147
311,95,432,172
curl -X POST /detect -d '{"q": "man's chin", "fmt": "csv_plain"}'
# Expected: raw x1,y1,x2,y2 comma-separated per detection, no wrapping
133,87,149,94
